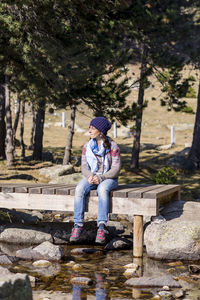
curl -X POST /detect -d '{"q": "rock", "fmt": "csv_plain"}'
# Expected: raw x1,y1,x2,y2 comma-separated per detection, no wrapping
116,125,132,138
123,263,139,270
71,248,104,256
188,265,200,274
70,276,93,286
0,227,53,244
39,164,74,179
72,264,82,271
144,218,200,260
125,275,181,288
0,253,18,264
104,237,132,250
174,289,185,298
157,144,173,150
16,241,64,261
0,267,32,299
123,268,138,278
2,209,42,224
49,173,83,184
32,263,61,278
33,260,52,267
160,200,200,221
167,147,190,168
158,291,173,299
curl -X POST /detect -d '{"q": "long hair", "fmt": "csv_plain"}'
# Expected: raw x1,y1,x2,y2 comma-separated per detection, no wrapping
100,132,111,149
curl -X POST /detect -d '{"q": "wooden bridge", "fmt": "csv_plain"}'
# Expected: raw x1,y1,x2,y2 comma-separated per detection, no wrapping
0,183,180,257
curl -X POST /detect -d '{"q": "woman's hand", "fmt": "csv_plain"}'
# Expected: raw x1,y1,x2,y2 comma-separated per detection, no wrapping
88,176,94,184
88,175,100,184
92,175,100,184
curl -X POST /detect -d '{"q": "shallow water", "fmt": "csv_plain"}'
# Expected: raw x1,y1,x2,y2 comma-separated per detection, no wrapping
6,244,200,299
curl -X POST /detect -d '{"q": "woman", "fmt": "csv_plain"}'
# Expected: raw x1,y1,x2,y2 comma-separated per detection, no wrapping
70,116,121,244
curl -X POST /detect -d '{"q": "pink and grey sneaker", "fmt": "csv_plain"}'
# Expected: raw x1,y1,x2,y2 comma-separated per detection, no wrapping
70,224,84,242
95,223,109,244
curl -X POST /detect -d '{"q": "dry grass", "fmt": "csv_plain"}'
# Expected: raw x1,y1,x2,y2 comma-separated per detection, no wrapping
0,64,200,201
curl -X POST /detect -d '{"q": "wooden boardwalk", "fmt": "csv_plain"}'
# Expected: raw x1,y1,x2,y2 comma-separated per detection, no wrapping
0,183,180,257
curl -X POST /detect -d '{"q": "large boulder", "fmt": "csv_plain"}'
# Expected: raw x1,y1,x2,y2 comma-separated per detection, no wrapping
0,227,53,244
49,173,83,184
144,201,200,260
16,241,64,261
39,164,74,179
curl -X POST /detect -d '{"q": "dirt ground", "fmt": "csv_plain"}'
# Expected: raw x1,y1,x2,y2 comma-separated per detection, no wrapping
0,64,199,200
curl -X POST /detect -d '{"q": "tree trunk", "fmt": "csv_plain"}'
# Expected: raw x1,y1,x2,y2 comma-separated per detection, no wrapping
185,79,200,170
130,47,147,170
0,75,6,160
13,97,21,137
32,100,45,161
28,105,36,150
5,75,14,167
20,101,25,158
63,105,76,165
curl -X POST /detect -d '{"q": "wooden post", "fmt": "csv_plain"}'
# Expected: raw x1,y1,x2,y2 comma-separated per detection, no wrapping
133,215,143,257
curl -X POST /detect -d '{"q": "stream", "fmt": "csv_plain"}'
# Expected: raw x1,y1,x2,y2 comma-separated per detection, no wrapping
4,243,200,300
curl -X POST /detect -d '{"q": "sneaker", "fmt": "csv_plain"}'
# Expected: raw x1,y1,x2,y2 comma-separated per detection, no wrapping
70,224,84,242
95,223,109,244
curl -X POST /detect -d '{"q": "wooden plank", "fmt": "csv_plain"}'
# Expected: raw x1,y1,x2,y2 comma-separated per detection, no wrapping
42,184,72,195
143,185,180,199
88,196,158,216
2,183,37,193
112,184,149,198
55,185,76,195
0,192,75,211
128,185,163,198
28,184,58,194
0,192,158,215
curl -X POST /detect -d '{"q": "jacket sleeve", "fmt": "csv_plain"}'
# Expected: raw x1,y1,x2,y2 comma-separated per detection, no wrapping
98,141,121,182
81,143,93,178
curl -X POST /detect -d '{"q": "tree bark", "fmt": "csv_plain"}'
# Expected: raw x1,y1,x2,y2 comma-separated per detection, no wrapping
20,100,25,158
63,105,76,165
28,105,36,150
130,47,147,170
185,79,200,170
0,75,6,160
5,75,14,167
32,100,45,161
13,97,21,137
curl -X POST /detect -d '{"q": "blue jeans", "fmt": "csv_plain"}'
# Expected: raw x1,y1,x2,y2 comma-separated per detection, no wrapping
74,177,118,226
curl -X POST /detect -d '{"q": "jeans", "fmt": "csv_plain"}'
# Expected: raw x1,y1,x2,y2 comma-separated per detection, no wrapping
74,177,118,226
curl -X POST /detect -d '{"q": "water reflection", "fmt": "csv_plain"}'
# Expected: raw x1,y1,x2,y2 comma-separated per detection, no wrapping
72,273,108,300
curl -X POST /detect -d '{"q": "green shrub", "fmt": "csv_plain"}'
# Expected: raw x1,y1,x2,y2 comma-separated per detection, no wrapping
180,105,194,114
186,86,196,98
154,167,177,184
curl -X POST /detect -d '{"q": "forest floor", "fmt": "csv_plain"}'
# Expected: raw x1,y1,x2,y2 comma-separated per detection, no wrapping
0,64,200,201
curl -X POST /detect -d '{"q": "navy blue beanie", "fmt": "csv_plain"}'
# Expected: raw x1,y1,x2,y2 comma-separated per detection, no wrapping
90,117,112,135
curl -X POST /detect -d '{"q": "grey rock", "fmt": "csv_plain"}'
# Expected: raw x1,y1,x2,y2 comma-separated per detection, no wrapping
33,263,61,277
105,237,132,250
39,164,74,179
70,276,93,286
144,219,200,260
0,227,53,244
49,173,83,184
125,275,181,288
71,248,104,256
0,253,18,265
160,200,200,221
16,241,64,261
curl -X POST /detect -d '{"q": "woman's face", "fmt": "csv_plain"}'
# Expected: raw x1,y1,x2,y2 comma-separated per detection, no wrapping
89,126,101,139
